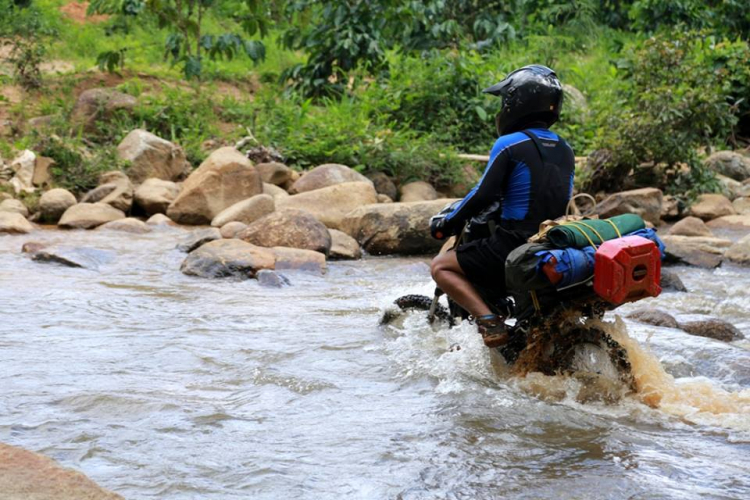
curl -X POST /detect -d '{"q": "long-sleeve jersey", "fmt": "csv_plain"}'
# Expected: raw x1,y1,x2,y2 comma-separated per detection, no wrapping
444,128,575,235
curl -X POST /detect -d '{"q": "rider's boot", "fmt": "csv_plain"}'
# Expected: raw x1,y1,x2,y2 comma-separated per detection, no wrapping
476,314,509,348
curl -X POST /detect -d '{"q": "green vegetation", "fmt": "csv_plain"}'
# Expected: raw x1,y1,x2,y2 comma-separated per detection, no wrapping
1,1,749,197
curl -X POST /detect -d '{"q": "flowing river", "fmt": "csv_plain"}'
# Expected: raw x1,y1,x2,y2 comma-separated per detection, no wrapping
1,226,749,499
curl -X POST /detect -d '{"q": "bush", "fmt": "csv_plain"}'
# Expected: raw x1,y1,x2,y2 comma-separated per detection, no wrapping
36,137,126,194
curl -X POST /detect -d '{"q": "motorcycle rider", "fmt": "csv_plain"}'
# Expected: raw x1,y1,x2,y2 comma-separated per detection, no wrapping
429,65,575,348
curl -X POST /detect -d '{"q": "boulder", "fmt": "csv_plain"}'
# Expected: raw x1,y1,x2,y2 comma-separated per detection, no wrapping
256,269,291,288
732,197,750,215
0,198,29,217
703,151,750,181
725,234,750,266
263,182,289,200
377,194,393,203
272,246,327,273
30,246,115,270
679,319,744,342
667,216,713,237
81,171,134,212
689,193,736,221
290,163,371,194
717,174,743,200
97,217,151,234
177,227,222,253
9,149,36,194
627,308,679,328
255,162,293,186
0,211,34,233
146,213,177,226
210,194,275,227
237,209,331,255
706,214,750,231
22,241,48,254
38,188,77,223
71,88,137,133
660,195,683,221
594,187,663,225
167,147,262,225
180,239,276,279
366,171,398,201
660,235,732,268
0,442,124,500
328,228,362,260
660,269,688,292
117,129,190,183
32,155,55,186
341,199,459,256
220,221,247,238
134,178,180,215
277,181,378,229
58,203,126,230
399,181,439,203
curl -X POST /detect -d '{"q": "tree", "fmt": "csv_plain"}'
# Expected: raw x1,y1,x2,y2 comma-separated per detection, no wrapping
0,0,57,89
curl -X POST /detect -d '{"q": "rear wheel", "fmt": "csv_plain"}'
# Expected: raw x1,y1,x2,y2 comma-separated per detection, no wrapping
383,294,455,326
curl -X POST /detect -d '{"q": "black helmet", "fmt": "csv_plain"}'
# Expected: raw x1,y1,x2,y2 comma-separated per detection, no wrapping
483,65,563,136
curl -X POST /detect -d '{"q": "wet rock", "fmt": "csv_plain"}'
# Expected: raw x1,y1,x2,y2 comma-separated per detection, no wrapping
22,241,48,254
257,269,291,288
399,181,439,203
277,181,378,229
39,188,76,223
290,163,372,194
177,227,222,253
98,217,151,234
117,129,190,183
134,178,181,215
81,171,134,212
210,194,275,227
255,162,293,186
706,214,750,231
724,234,750,266
0,212,34,234
146,213,177,226
167,147,263,225
32,155,55,187
341,199,459,255
594,187,663,225
180,239,276,279
71,88,137,134
732,197,750,215
667,216,713,237
660,269,688,292
627,308,679,328
8,149,36,194
679,319,744,342
704,150,750,181
366,171,398,201
0,198,29,217
31,246,115,269
689,193,736,221
660,235,732,268
237,209,332,255
0,442,124,500
58,203,126,230
328,228,362,260
272,246,326,273
377,194,393,203
263,182,290,201
219,221,247,238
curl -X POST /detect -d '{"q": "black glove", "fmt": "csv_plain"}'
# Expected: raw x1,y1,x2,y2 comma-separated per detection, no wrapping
430,214,448,240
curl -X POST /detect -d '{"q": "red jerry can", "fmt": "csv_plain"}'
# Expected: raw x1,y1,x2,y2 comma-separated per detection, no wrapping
593,235,662,305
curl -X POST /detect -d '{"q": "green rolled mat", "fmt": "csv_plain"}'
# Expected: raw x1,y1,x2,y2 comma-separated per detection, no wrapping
546,214,646,249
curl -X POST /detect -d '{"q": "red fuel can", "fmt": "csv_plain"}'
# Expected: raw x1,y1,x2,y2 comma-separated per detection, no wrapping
593,235,662,305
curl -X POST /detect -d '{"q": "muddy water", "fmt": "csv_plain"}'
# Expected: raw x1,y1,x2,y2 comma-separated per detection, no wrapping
1,227,749,499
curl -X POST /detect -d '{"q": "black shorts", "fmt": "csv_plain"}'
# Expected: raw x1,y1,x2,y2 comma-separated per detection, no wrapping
455,227,530,292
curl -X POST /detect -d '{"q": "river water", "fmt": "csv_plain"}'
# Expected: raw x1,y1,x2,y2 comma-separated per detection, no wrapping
1,226,749,499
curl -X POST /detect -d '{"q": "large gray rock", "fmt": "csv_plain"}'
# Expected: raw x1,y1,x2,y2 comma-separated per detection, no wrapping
117,129,190,183
30,246,115,270
341,199,459,256
272,246,326,274
367,171,398,201
689,193,736,221
58,203,126,230
399,181,439,203
180,239,276,279
210,194,275,227
134,178,180,215
237,209,331,255
679,319,744,342
277,181,378,229
594,188,663,225
167,147,263,225
627,308,679,328
256,269,291,288
725,234,750,266
660,269,688,292
71,88,137,134
0,211,34,234
328,229,362,260
177,228,222,253
704,151,750,181
667,216,713,237
660,235,732,268
38,188,76,223
0,198,28,217
290,163,372,194
255,162,293,186
81,171,134,212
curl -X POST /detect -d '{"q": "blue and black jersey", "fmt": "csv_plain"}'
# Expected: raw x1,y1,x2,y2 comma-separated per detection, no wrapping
444,128,575,236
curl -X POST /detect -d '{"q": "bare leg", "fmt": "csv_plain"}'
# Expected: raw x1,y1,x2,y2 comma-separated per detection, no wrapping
430,251,492,318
